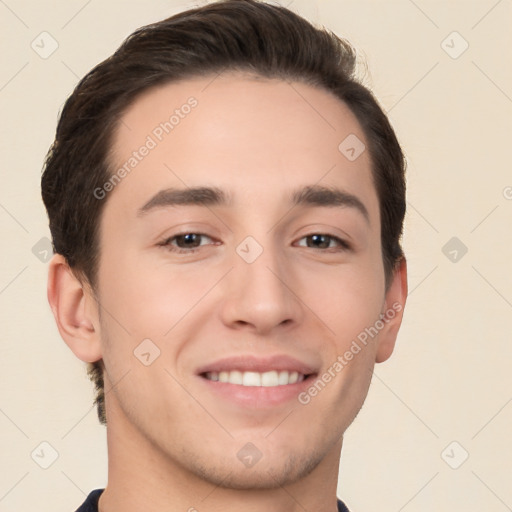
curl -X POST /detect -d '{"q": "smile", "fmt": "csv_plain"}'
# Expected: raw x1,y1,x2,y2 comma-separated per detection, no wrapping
203,370,306,386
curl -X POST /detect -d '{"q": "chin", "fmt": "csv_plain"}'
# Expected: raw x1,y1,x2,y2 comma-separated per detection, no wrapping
182,445,326,490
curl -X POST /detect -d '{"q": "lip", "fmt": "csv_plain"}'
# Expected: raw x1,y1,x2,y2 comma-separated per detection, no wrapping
199,376,315,408
195,354,317,375
196,354,318,408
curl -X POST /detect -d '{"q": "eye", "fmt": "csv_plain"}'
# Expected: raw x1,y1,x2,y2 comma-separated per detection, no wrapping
295,234,350,250
159,233,215,253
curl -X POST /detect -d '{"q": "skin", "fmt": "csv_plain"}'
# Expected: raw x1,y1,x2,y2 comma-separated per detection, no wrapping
48,73,407,512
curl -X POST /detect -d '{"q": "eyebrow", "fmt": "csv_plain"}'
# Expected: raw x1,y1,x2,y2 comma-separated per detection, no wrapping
137,186,229,216
291,185,370,223
137,184,369,223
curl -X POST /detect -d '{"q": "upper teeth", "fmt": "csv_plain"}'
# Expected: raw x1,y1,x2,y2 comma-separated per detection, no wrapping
205,370,304,387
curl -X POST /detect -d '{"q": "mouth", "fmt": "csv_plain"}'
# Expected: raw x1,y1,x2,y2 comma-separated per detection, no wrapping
201,370,309,386
196,355,318,408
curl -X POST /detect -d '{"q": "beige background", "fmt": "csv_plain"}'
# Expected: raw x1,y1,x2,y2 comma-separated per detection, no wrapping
1,0,511,510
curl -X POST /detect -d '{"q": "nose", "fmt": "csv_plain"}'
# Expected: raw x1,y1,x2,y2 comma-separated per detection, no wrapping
219,244,303,335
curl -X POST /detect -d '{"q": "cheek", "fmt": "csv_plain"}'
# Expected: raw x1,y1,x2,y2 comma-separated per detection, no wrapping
97,246,214,339
296,265,384,430
298,257,385,342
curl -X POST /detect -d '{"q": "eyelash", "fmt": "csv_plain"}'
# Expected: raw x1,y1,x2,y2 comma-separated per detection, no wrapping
158,232,351,254
158,233,217,254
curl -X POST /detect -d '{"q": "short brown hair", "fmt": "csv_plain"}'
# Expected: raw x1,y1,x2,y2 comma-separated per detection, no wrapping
41,0,406,425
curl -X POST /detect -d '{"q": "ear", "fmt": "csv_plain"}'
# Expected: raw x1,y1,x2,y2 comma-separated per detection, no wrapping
47,254,103,363
375,257,408,363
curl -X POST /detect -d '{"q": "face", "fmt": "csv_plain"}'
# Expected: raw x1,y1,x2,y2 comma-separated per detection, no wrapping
92,73,403,489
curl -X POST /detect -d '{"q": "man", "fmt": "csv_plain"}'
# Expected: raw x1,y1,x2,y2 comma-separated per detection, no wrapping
41,1,407,511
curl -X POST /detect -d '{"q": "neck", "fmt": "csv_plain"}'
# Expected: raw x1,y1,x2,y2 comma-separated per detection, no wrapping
98,399,342,512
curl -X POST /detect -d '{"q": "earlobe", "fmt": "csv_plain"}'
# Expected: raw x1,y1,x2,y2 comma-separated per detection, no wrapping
47,254,103,363
375,257,408,363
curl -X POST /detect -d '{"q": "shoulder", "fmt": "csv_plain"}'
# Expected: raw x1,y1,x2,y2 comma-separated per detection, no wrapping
74,489,104,512
337,498,351,512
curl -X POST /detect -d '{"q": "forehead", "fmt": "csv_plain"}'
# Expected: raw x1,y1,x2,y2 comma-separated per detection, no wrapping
106,73,378,219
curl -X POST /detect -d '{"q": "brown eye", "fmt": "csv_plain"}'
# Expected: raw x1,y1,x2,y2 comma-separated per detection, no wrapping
160,233,215,253
174,233,204,248
306,234,332,248
296,234,350,250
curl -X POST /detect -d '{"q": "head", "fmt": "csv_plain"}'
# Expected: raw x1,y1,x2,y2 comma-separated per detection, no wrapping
43,0,406,490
